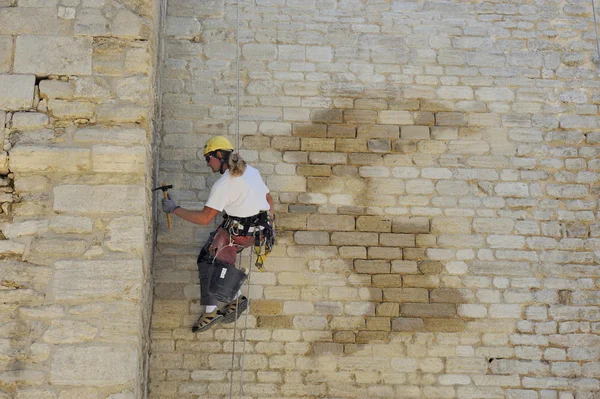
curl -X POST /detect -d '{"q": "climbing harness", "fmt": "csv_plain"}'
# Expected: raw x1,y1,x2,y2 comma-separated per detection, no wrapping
222,212,276,271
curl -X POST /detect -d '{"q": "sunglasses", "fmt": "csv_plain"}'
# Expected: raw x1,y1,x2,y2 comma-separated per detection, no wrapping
205,154,212,163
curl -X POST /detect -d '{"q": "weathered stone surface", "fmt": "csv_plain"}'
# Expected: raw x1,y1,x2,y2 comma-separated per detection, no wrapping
73,127,147,145
53,185,145,215
0,74,35,111
0,240,26,256
92,146,146,173
106,216,145,253
1,220,48,238
39,80,74,100
167,0,224,17
43,320,97,344
54,259,142,301
96,103,147,123
9,146,90,173
11,113,49,130
14,36,93,75
50,346,137,386
57,388,98,399
48,100,95,119
49,216,93,234
0,8,65,35
0,36,12,73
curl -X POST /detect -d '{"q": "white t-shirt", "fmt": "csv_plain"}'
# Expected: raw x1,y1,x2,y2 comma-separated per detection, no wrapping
205,165,270,217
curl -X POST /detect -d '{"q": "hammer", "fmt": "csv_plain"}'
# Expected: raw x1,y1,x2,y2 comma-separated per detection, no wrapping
153,183,173,229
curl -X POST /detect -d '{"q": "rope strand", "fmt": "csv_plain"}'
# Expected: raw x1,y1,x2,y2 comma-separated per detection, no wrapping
229,3,247,399
592,0,600,61
238,253,253,397
235,0,241,152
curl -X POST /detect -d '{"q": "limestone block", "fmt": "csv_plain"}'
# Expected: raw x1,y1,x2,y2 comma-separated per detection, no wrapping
11,113,49,130
73,126,147,145
106,216,144,253
48,100,95,119
9,146,90,173
331,232,378,246
14,36,93,75
378,111,412,125
19,305,64,319
13,389,56,399
107,391,134,399
0,74,35,111
384,167,416,182
167,0,224,17
96,103,146,123
92,146,146,173
242,44,277,61
267,176,306,192
307,46,333,62
166,16,200,36
74,8,109,35
0,240,26,256
53,185,145,215
112,9,148,38
49,216,93,234
54,259,142,301
1,220,48,238
125,47,150,75
0,8,65,35
73,77,111,99
50,346,137,386
43,320,97,344
30,238,88,259
0,369,45,390
39,80,74,100
401,126,430,140
257,122,291,136
306,214,354,231
57,388,98,399
0,36,12,73
437,86,473,100
117,76,149,104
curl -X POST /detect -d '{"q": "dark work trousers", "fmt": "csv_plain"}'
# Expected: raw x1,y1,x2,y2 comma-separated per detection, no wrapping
197,227,254,306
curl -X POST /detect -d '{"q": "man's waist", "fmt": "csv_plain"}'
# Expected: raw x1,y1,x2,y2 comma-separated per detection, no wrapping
222,211,269,234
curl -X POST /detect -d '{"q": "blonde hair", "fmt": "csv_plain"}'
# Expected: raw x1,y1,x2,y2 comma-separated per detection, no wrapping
227,152,246,177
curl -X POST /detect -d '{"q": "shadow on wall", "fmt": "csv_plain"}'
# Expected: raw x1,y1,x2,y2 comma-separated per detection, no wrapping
148,104,480,396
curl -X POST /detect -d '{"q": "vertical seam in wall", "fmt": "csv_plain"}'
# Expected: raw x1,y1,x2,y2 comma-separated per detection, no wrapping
145,0,168,397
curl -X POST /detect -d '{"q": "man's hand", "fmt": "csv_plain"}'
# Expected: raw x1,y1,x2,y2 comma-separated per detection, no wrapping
162,194,179,213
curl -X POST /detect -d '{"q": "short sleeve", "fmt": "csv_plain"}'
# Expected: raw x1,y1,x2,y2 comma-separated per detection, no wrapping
255,168,269,194
205,179,229,212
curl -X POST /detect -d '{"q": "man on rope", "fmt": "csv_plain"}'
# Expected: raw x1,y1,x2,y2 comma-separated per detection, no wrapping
162,135,275,332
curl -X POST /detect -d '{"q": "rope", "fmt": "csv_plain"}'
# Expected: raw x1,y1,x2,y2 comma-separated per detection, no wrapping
227,250,253,399
227,253,241,399
229,2,247,399
235,0,242,152
593,0,600,61
238,253,253,396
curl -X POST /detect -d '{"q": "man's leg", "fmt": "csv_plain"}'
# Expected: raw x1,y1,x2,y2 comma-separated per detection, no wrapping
192,231,222,332
218,234,255,323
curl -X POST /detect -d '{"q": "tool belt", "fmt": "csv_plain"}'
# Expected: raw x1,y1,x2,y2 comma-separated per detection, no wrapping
221,211,275,271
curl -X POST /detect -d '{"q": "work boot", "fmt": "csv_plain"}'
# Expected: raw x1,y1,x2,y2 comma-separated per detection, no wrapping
219,296,248,324
192,310,222,332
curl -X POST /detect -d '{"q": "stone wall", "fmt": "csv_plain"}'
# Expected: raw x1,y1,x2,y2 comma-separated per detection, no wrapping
0,0,156,398
149,0,600,398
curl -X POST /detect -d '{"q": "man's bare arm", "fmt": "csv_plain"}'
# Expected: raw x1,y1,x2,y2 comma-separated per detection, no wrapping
266,193,274,215
173,206,220,226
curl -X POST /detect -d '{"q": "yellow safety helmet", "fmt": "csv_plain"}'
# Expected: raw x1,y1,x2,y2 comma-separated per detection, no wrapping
203,135,234,156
